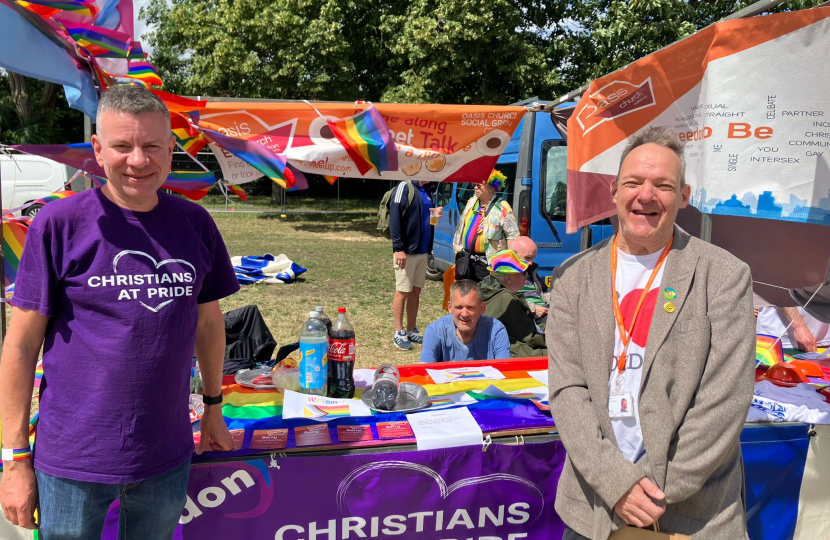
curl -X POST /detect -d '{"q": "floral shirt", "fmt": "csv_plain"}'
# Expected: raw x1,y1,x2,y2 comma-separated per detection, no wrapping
453,196,519,263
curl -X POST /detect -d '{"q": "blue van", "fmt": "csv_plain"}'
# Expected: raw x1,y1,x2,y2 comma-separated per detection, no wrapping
428,104,614,287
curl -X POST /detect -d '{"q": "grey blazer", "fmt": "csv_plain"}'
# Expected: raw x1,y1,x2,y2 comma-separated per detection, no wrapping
546,226,755,540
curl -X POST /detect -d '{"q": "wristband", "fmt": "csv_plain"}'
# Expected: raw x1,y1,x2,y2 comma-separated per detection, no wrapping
202,393,223,406
1,447,32,461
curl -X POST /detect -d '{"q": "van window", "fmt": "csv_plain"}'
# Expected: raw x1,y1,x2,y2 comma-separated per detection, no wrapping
435,181,454,208
541,140,567,222
454,163,516,211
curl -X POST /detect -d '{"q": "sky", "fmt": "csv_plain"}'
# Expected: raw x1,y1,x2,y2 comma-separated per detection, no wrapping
134,0,153,53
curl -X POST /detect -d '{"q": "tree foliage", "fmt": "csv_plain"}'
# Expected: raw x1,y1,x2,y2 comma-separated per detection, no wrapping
0,73,84,145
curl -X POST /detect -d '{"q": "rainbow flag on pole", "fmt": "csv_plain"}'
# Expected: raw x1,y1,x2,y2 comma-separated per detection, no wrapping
171,112,207,156
124,61,163,88
226,184,248,202
62,23,144,58
16,0,98,18
326,105,398,175
162,171,216,197
201,128,296,189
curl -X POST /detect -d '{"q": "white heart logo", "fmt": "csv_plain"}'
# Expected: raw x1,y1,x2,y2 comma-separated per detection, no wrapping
336,461,545,522
112,250,196,312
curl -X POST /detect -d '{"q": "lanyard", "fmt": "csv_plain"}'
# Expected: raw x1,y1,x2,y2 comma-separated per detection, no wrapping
611,234,673,375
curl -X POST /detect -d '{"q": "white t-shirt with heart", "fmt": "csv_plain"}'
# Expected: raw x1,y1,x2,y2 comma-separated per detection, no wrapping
608,249,666,463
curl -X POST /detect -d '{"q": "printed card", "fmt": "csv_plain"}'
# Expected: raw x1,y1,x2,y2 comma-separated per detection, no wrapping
376,421,414,439
426,366,506,385
294,424,332,447
282,390,373,421
337,425,374,442
406,407,484,451
250,429,289,450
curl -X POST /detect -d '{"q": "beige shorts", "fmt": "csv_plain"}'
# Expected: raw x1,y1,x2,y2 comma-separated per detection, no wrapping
394,253,428,292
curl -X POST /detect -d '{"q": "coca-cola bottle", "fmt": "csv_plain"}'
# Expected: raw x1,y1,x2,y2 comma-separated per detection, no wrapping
328,307,356,398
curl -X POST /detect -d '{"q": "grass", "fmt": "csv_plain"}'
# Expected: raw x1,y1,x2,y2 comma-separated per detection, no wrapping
215,212,446,368
200,195,379,213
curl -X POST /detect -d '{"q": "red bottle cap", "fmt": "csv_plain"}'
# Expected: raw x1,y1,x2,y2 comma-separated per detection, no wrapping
338,307,346,313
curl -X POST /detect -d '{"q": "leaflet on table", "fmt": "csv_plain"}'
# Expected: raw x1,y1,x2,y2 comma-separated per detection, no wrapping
478,384,549,402
794,351,830,360
282,390,373,422
527,370,549,387
427,391,478,410
426,366,506,384
406,407,484,451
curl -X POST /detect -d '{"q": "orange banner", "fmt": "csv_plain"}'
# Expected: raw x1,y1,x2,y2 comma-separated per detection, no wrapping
191,102,525,184
566,7,830,233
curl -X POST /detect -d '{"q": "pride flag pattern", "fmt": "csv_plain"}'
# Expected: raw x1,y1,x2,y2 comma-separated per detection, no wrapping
326,106,398,175
226,184,248,202
34,190,76,205
16,0,98,18
3,220,28,289
61,23,144,59
757,334,786,366
304,404,352,419
446,369,488,380
162,171,215,201
201,128,296,189
171,112,207,156
124,61,163,88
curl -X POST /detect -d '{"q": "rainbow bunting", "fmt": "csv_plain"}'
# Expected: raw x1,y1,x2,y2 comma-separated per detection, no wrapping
124,61,163,88
151,89,206,113
226,184,248,202
13,144,106,178
201,128,295,189
324,176,338,185
3,220,29,289
61,23,144,59
171,112,207,157
34,190,76,205
304,404,352,419
756,334,785,366
16,0,98,18
326,106,398,175
286,166,308,192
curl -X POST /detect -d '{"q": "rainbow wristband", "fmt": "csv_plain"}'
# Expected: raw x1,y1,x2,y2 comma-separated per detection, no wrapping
1,448,31,461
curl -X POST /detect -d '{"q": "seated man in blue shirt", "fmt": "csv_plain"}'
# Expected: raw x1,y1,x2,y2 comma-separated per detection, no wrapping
419,279,511,363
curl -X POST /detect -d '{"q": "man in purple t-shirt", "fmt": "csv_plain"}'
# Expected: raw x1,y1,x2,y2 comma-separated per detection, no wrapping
0,86,240,539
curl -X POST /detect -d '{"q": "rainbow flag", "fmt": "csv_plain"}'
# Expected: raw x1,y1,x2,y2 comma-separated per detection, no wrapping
62,22,142,58
162,170,215,196
34,190,76,205
324,175,338,185
447,369,487,380
151,89,206,113
286,166,308,192
304,404,352,419
326,106,398,175
16,0,98,18
201,128,295,189
3,220,29,289
124,61,163,88
756,334,785,366
13,144,106,178
226,184,248,202
171,112,207,156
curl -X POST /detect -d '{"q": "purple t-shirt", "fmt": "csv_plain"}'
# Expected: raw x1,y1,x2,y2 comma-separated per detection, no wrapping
11,188,239,484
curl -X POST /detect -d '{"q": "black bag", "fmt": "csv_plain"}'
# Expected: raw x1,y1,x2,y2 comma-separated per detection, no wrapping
223,305,277,374
454,249,472,280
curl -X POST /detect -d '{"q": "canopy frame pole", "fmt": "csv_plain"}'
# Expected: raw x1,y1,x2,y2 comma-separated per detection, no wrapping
700,214,713,243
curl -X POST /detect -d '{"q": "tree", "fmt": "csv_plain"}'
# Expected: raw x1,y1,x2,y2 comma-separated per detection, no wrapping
0,73,84,144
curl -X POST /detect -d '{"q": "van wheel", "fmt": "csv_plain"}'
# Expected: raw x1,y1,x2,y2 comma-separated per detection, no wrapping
426,255,443,282
23,203,43,217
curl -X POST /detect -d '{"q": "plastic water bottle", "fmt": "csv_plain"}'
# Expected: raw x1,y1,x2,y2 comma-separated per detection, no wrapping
299,311,328,396
371,364,400,410
315,306,332,332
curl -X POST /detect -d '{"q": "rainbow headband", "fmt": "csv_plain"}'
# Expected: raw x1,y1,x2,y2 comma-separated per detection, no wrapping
485,170,506,191
487,249,529,275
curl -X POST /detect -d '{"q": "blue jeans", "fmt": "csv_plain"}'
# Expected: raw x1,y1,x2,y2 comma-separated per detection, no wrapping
35,458,191,540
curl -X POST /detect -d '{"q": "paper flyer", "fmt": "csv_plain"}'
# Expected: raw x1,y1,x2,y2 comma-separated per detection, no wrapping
478,385,549,402
406,407,484,451
426,366,506,384
282,390,373,422
527,370,549,387
427,391,478,410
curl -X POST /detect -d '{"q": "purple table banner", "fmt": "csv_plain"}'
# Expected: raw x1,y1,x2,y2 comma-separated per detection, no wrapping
102,441,566,540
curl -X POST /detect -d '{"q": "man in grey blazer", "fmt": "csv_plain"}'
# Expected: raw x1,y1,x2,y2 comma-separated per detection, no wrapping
547,127,755,539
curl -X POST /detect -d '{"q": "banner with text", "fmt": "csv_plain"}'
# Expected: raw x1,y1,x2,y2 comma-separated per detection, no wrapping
100,442,566,540
566,7,830,233
193,102,525,184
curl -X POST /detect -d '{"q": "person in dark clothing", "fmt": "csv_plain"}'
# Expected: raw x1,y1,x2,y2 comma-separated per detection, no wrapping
509,236,550,324
389,180,441,350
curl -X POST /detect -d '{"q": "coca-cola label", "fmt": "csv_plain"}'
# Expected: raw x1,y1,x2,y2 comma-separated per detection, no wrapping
329,338,356,362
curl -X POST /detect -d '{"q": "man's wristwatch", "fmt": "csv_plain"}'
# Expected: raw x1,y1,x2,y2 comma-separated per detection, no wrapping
202,393,223,406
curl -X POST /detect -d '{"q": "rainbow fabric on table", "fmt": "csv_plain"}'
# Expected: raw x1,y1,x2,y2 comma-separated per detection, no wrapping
326,106,398,175
200,128,296,189
124,61,163,88
201,357,552,459
15,0,98,18
757,334,786,366
462,205,486,253
487,249,529,275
